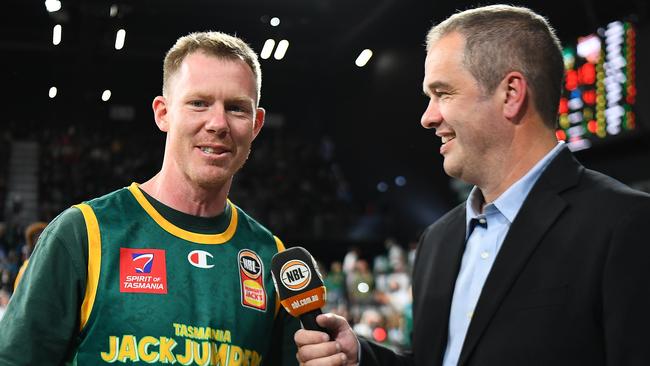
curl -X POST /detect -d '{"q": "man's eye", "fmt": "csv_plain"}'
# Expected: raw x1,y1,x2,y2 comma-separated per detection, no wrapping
190,100,207,108
228,104,250,114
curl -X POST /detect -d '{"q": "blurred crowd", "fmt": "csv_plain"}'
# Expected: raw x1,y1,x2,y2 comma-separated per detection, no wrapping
320,239,417,351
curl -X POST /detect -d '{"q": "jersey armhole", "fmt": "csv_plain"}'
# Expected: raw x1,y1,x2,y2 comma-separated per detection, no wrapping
74,203,102,331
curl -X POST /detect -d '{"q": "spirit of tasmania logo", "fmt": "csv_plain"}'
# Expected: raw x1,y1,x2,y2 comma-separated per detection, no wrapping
120,248,167,294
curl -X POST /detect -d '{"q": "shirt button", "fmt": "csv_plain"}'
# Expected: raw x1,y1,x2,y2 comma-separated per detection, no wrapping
480,251,489,259
478,218,487,225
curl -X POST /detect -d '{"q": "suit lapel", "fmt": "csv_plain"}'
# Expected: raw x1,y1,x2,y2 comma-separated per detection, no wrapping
457,148,582,365
415,205,466,365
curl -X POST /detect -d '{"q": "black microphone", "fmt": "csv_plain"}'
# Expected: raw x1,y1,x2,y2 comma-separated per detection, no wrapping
271,246,328,333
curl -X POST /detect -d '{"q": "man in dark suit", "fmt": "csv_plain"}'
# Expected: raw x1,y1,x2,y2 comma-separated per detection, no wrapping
294,4,650,366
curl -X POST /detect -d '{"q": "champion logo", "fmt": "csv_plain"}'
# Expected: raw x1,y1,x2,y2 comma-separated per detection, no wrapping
188,250,215,269
131,253,154,273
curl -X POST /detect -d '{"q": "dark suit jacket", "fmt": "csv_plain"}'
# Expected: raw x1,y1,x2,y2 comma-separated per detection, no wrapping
360,148,650,366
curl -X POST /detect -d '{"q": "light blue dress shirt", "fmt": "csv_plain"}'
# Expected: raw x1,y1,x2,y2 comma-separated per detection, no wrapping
442,142,566,366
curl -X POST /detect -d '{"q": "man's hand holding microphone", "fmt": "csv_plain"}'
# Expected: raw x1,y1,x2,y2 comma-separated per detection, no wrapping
271,247,360,365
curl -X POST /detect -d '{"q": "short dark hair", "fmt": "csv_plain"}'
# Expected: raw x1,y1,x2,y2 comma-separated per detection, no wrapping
427,5,564,127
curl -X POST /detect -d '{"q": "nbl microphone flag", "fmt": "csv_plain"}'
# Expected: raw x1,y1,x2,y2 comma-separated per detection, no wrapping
271,247,327,331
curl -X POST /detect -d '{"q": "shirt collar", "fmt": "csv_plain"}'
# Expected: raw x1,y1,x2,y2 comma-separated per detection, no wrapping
465,142,566,233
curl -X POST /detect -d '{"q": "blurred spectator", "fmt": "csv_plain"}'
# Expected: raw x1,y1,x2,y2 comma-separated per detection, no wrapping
342,246,360,275
353,308,384,340
323,261,346,310
385,238,406,273
0,289,10,321
14,221,47,290
347,259,375,321
407,240,418,273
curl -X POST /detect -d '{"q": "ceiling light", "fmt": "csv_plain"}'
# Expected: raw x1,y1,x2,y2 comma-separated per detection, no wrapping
45,0,61,12
52,24,62,45
355,49,373,67
261,39,275,60
115,29,126,50
49,87,57,99
102,90,112,102
274,40,289,60
270,17,280,27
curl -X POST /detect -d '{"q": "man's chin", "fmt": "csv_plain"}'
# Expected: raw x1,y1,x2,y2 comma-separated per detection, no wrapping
191,170,232,189
194,165,245,188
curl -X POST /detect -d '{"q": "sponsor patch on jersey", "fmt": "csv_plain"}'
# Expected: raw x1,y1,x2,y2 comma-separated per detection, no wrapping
120,248,168,294
238,249,266,311
280,259,311,291
187,250,215,269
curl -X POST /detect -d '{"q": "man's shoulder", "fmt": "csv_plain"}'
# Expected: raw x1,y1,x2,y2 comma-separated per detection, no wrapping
417,202,465,246
569,168,650,213
82,185,132,209
230,202,276,240
45,206,87,238
428,203,465,230
582,168,650,197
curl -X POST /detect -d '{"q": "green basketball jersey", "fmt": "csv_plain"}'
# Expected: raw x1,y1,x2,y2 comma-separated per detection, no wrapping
68,183,299,365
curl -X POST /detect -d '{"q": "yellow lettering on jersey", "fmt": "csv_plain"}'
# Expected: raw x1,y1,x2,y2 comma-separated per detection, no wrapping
195,327,206,340
100,336,119,362
194,341,211,366
172,323,232,343
117,335,139,362
250,351,262,366
173,323,182,335
242,349,251,366
159,336,178,363
177,339,194,365
138,336,160,363
228,345,243,366
210,343,230,366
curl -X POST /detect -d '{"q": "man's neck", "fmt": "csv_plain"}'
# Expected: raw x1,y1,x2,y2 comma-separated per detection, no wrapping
139,173,230,217
479,130,557,204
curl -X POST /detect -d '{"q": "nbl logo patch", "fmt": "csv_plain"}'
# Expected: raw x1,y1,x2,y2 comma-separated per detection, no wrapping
279,260,311,291
238,249,267,311
120,248,168,294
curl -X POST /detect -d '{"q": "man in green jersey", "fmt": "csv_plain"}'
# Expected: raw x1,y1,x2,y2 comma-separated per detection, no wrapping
0,31,300,366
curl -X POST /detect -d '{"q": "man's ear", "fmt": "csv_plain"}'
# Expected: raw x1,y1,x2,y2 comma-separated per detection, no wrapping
501,71,527,120
152,96,169,132
252,107,265,140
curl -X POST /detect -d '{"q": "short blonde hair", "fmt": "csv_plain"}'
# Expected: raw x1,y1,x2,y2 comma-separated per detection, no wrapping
162,31,262,104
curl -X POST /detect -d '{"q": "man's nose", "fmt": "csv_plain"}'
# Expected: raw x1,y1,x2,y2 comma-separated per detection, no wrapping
421,99,442,129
